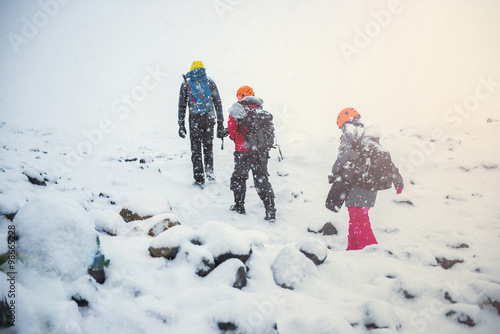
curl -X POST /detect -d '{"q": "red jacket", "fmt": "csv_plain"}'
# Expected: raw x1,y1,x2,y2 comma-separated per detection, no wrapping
228,114,249,152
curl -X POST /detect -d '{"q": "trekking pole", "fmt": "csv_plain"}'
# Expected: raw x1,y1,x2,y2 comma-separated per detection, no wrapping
275,136,284,161
221,137,224,150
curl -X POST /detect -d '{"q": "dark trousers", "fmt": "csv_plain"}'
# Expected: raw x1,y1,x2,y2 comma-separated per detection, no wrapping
189,115,214,183
230,151,274,204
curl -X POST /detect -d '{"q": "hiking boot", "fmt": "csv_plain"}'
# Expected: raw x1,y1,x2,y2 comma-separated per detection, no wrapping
264,208,276,222
206,173,216,182
193,181,205,189
263,196,276,222
230,203,246,215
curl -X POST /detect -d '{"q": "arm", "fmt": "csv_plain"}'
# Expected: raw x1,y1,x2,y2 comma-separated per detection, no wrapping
209,79,224,123
391,163,404,193
228,114,237,140
331,134,354,175
178,81,188,126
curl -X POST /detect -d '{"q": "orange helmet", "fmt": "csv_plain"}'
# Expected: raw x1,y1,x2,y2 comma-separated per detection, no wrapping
337,107,360,128
236,86,255,101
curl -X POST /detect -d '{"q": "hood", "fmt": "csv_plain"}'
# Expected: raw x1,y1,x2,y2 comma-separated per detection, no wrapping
228,102,248,120
238,96,264,108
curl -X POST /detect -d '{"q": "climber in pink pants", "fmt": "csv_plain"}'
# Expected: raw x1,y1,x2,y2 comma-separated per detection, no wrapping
330,108,404,251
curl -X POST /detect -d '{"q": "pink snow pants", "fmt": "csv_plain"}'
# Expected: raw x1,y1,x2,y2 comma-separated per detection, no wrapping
346,207,378,251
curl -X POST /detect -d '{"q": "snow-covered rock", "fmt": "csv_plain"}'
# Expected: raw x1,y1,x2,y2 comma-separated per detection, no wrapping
129,213,180,237
14,196,97,281
0,194,19,221
197,221,253,266
296,237,328,265
271,245,316,290
88,209,125,236
119,193,172,222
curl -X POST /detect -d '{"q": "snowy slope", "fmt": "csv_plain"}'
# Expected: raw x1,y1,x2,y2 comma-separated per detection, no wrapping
1,118,500,333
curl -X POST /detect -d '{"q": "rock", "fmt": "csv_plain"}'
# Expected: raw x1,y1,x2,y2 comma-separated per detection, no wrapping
0,194,19,221
447,242,469,249
23,167,47,186
393,199,414,206
362,301,401,331
196,257,216,277
320,222,338,236
217,321,237,332
436,257,463,270
88,209,124,236
206,258,247,289
120,194,172,223
148,245,179,259
148,216,180,237
445,310,476,327
120,208,152,222
14,196,96,281
233,266,247,289
214,249,253,267
0,296,13,328
307,222,338,236
272,245,316,290
483,298,500,316
197,222,254,266
297,237,327,265
71,295,89,308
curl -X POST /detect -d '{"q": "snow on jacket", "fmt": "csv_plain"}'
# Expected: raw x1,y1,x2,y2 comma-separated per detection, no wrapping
178,76,224,125
331,123,404,207
331,123,377,208
227,96,264,152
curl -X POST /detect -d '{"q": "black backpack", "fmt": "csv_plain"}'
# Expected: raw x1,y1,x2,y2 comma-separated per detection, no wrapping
239,110,275,152
353,135,394,191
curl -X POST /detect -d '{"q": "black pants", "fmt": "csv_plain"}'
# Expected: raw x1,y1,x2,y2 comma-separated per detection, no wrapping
189,114,214,183
230,151,274,203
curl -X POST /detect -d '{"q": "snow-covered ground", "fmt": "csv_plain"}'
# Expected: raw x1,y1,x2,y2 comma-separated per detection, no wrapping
1,1,500,333
1,117,499,333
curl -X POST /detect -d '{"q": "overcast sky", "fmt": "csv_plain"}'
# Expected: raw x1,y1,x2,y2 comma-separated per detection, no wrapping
1,0,499,137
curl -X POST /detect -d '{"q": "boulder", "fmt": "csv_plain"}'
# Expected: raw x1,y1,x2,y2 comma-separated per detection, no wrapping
296,237,328,265
148,245,179,259
120,194,172,223
148,215,180,237
23,167,47,186
197,222,253,266
14,196,96,281
272,245,316,290
148,225,196,259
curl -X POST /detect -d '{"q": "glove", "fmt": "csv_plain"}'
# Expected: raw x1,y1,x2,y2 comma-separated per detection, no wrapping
178,124,187,138
396,185,404,194
216,121,228,139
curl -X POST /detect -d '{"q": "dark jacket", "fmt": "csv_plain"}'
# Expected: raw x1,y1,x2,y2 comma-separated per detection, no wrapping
178,77,224,125
331,123,403,208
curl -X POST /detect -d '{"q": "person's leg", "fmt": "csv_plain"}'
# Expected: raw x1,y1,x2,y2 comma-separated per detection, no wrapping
251,153,276,220
230,152,251,214
189,120,204,184
202,121,215,179
347,207,377,250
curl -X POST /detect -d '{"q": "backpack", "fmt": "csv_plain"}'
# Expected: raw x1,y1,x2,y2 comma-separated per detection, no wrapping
239,109,275,152
352,133,394,191
183,67,213,114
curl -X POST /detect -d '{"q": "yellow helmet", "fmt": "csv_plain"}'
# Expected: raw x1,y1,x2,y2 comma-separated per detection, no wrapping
190,61,204,71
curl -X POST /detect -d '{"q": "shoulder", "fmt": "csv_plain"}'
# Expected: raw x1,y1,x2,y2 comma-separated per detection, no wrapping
207,77,217,86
